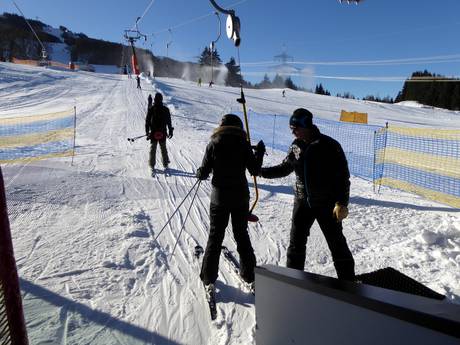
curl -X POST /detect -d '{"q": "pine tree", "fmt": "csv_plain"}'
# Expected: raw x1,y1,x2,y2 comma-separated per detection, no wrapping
284,76,297,90
272,74,284,88
225,57,243,86
198,46,222,66
451,83,460,110
257,74,272,89
315,83,331,96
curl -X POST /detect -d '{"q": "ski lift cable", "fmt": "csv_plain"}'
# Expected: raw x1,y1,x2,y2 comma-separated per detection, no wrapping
11,0,47,54
210,12,221,84
131,0,156,30
213,12,222,44
151,0,248,36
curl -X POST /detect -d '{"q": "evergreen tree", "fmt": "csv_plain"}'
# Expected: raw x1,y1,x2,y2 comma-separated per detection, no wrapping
272,74,284,88
284,76,297,90
451,83,460,110
395,70,460,109
315,84,324,94
198,46,222,66
225,57,243,86
257,74,272,89
315,83,330,95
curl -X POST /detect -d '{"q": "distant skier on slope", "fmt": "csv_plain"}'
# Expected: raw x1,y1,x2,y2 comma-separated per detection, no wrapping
257,108,356,281
136,75,141,89
145,92,174,174
196,114,265,298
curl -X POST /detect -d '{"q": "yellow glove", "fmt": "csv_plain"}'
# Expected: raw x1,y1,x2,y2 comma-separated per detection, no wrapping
333,203,348,222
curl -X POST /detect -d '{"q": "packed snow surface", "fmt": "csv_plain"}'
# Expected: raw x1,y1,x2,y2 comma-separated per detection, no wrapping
1,62,459,344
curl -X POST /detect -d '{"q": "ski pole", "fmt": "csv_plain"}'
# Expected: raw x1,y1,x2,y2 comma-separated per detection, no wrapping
127,134,147,142
237,86,259,222
171,180,202,257
153,179,200,243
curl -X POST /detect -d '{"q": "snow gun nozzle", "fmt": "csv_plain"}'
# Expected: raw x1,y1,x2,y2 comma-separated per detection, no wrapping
247,212,259,222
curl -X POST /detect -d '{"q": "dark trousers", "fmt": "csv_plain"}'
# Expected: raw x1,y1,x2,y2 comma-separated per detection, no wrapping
287,197,355,280
200,190,256,285
149,139,169,168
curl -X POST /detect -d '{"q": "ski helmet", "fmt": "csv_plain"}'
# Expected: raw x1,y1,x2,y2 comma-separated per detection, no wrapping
289,108,313,128
220,114,243,128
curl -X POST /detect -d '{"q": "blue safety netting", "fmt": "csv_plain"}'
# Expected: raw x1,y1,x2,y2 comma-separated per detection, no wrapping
238,111,381,180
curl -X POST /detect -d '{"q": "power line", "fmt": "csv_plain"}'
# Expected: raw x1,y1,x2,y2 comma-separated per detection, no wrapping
240,54,460,67
242,71,460,82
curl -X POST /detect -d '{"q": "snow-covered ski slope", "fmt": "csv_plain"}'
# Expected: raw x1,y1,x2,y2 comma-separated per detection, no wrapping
1,62,460,345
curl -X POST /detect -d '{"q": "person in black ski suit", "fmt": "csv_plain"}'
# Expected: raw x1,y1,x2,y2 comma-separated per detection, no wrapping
145,92,173,171
196,114,265,292
258,108,355,280
147,94,153,110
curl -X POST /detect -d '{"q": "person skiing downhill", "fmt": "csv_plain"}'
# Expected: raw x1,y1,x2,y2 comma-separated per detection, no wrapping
258,108,356,281
196,114,265,299
145,92,174,174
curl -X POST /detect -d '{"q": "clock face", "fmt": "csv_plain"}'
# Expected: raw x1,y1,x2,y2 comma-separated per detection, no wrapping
226,14,234,39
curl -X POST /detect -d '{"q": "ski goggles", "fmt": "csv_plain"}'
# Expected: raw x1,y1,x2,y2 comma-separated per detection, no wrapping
289,116,312,129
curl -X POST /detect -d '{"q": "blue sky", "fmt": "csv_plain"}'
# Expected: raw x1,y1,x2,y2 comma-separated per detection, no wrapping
3,0,460,98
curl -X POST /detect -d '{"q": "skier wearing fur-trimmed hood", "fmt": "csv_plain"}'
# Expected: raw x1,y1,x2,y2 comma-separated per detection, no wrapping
196,114,265,293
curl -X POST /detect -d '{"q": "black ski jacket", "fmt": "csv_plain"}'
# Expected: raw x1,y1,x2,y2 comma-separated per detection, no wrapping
260,125,350,207
198,126,263,203
145,103,173,138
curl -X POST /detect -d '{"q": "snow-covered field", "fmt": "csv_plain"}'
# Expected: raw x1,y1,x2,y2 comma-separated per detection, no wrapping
1,62,460,345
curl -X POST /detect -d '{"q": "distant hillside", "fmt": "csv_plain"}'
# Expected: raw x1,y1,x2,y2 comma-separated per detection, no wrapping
395,70,460,111
0,12,59,60
0,12,197,78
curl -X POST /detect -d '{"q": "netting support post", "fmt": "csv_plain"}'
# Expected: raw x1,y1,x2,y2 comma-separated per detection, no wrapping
71,105,77,166
377,122,389,194
373,130,377,193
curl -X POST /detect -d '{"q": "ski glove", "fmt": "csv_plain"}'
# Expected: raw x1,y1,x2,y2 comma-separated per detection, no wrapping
196,167,208,180
333,203,349,222
146,133,150,140
255,140,266,155
168,127,174,139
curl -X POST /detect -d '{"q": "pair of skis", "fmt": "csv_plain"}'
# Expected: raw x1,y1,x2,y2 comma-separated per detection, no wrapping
151,167,169,178
194,245,253,320
194,245,218,320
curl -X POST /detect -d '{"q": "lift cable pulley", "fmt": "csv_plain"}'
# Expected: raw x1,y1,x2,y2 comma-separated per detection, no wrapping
209,0,241,47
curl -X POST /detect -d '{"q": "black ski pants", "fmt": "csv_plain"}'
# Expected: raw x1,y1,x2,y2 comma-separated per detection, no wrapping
287,197,355,280
149,138,170,168
200,188,256,285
